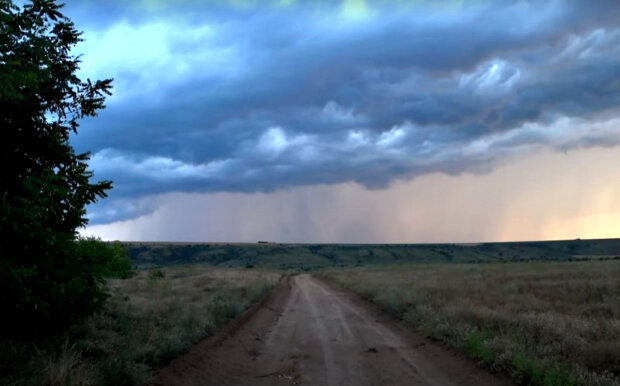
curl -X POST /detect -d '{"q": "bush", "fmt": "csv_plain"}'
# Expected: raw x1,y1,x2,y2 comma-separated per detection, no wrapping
512,353,576,386
148,268,166,281
0,236,110,335
464,331,495,366
75,237,132,279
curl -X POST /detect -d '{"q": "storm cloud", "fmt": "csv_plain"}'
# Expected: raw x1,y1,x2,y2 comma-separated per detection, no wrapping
63,0,620,224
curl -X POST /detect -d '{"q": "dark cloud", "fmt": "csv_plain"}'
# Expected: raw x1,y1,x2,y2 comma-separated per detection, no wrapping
62,0,620,223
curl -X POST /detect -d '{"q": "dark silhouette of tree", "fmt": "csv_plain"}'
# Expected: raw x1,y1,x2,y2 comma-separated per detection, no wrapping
0,0,113,335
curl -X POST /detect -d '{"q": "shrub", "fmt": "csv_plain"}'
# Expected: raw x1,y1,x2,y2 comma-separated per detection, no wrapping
512,353,576,386
148,268,166,281
464,331,495,366
75,237,133,279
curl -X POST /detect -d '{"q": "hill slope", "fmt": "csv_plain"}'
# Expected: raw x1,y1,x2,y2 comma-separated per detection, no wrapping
123,238,620,270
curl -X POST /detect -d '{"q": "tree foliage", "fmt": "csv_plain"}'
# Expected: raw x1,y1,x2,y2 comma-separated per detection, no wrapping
75,236,133,279
0,0,115,334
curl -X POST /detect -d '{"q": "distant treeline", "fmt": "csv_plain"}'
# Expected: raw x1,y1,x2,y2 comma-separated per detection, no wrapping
123,238,620,270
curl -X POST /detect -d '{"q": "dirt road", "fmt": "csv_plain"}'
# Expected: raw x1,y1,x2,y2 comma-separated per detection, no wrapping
149,274,511,385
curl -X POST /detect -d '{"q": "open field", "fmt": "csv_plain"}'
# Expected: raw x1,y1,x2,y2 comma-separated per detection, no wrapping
124,238,620,270
5,246,619,386
319,260,620,386
148,274,509,386
0,267,281,386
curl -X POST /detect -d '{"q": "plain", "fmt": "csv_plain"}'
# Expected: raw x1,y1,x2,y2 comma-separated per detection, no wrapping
320,260,620,386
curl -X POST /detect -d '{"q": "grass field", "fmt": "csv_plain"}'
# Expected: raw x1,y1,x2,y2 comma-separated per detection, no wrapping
4,244,619,386
0,267,281,386
320,260,620,386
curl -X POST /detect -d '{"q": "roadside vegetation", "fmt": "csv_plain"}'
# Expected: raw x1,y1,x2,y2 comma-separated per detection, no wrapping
1,0,116,337
0,266,281,385
320,260,620,386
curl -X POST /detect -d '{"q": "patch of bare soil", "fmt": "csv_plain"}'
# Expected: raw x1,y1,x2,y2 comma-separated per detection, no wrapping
148,274,512,385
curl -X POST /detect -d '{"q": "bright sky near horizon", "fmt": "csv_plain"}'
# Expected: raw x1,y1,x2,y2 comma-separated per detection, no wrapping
60,0,620,242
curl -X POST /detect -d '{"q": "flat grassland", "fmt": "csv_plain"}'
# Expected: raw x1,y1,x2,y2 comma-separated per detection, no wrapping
1,267,281,386
320,260,620,386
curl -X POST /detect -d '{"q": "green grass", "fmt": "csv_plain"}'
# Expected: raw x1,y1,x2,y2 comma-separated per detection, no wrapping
0,266,281,386
319,260,620,386
464,331,495,367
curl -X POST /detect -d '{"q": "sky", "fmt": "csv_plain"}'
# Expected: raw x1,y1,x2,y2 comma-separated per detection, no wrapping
57,0,620,242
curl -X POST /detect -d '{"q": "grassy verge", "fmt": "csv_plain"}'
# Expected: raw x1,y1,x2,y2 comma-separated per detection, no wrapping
1,266,281,385
319,261,620,386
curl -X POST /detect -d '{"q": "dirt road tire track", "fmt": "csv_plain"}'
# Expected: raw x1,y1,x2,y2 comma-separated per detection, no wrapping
148,274,512,386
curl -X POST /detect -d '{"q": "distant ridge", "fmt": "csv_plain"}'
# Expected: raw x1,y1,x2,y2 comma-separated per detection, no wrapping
122,238,620,270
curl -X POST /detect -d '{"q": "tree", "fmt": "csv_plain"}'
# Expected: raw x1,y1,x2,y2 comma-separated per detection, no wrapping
0,0,114,334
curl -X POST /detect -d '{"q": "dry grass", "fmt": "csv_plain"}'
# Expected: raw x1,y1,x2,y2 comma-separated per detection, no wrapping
1,266,281,386
320,261,620,386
